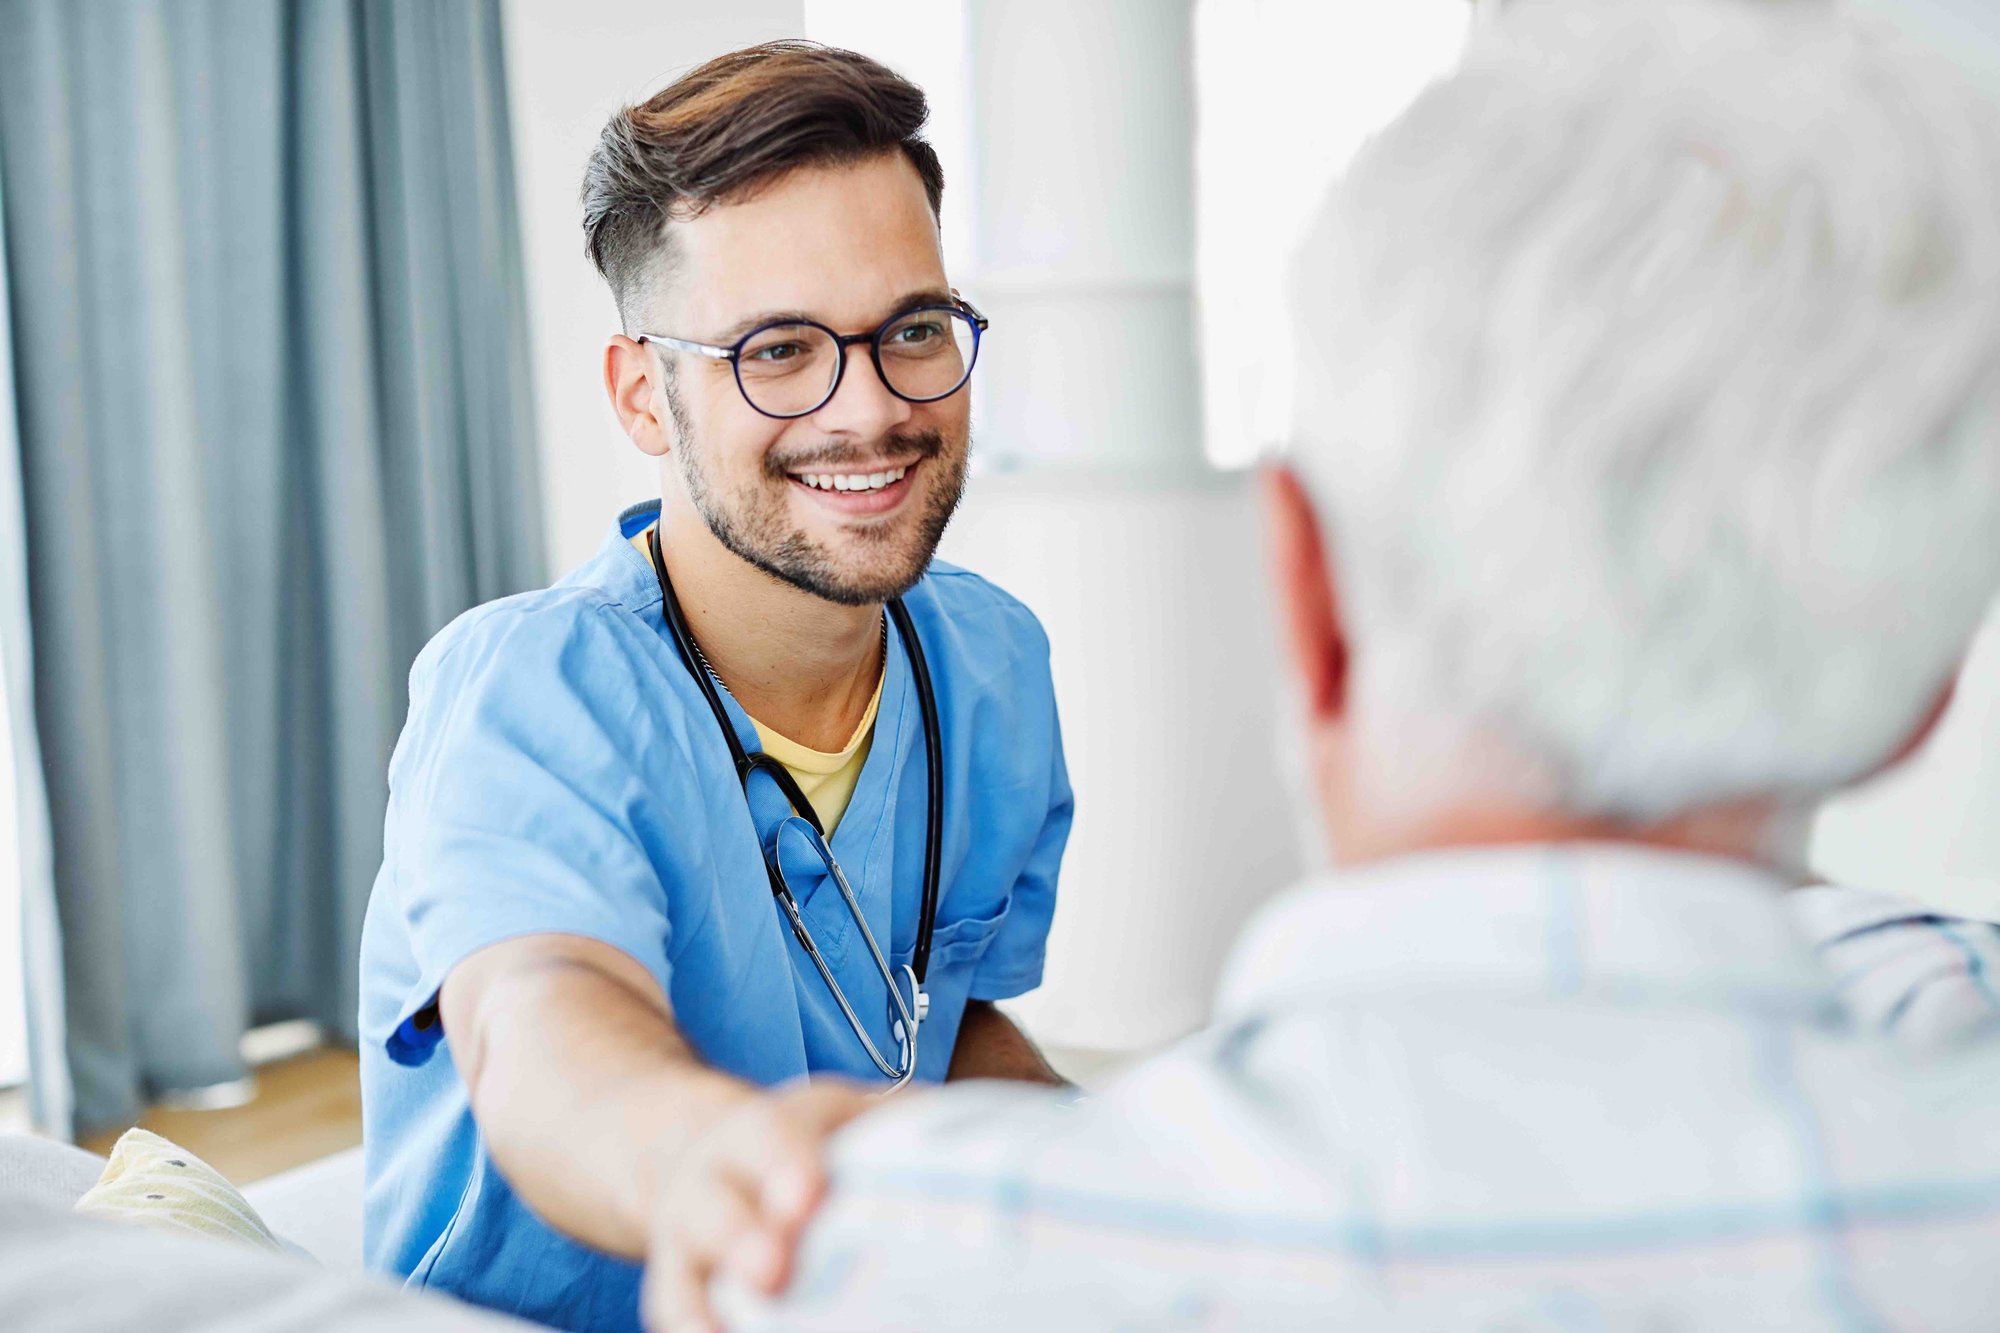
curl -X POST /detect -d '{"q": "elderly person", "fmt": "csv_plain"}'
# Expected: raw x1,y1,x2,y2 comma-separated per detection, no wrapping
698,2,2000,1329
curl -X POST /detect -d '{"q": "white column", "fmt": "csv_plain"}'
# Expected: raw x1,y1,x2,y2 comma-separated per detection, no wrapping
945,1,1304,1056
963,0,1204,476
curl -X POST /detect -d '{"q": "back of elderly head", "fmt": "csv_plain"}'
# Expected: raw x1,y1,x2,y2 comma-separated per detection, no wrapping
1269,0,2000,859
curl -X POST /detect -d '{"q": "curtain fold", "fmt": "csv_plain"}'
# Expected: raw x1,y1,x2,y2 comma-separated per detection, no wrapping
0,0,544,1133
0,135,73,1140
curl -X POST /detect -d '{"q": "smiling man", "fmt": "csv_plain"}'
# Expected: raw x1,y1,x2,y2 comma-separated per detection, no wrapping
356,42,1072,1333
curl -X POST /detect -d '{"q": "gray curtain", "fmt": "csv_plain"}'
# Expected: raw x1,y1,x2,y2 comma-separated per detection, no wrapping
0,156,71,1139
0,0,544,1134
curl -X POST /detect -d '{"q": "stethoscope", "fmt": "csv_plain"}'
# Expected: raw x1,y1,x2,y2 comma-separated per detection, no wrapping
647,526,942,1089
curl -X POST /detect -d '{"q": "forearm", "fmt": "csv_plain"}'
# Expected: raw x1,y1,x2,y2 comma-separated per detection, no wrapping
450,954,755,1258
946,1001,1067,1086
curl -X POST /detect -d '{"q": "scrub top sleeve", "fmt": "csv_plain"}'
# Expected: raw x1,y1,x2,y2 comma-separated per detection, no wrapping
969,676,1073,1003
383,602,676,1066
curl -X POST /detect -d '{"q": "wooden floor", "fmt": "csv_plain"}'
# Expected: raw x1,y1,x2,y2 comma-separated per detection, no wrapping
80,1047,361,1185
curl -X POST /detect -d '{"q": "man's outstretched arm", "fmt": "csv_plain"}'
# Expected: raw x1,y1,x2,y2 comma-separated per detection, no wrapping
440,933,874,1333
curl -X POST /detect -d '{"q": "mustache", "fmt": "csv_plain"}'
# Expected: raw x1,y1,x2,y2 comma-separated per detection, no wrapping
764,428,948,479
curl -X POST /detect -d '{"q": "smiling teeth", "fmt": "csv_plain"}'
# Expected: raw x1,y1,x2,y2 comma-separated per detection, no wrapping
799,466,908,492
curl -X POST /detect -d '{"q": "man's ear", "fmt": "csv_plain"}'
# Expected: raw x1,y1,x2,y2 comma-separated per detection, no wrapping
1870,677,1958,779
1260,465,1350,724
603,335,674,459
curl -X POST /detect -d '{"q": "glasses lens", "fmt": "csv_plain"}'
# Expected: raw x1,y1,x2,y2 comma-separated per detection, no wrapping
877,308,978,403
737,323,839,417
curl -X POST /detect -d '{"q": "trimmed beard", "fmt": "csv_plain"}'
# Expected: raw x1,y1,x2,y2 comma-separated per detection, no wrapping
665,375,969,606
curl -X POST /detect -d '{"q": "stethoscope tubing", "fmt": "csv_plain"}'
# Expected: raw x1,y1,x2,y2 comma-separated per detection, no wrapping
647,526,943,1085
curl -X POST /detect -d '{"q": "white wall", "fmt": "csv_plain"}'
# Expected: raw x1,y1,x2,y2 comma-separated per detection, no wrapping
501,0,807,575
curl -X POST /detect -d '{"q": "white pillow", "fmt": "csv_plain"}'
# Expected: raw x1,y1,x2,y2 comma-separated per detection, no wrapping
0,1132,107,1208
0,1197,529,1331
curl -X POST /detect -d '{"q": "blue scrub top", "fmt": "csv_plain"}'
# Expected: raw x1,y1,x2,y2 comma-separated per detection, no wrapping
357,502,1073,1331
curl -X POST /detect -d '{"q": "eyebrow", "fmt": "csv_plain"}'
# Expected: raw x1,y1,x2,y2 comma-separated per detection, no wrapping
709,288,956,344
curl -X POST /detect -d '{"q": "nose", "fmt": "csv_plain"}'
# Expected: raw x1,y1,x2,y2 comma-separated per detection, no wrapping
810,342,915,440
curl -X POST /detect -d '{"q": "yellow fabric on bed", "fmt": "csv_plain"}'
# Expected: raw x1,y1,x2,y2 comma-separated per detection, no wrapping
73,1128,283,1252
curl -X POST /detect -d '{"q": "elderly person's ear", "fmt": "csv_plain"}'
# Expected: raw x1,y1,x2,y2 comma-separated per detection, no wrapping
1261,465,1350,724
1866,678,1958,783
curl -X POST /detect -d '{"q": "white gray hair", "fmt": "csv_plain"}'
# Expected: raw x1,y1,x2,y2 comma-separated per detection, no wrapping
1289,0,2000,820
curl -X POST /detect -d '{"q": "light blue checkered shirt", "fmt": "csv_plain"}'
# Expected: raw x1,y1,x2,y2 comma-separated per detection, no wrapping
726,844,2000,1331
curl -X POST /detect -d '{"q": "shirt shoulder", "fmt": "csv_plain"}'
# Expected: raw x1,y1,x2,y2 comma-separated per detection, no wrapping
410,539,662,698
393,554,683,802
907,560,1054,672
406,588,641,712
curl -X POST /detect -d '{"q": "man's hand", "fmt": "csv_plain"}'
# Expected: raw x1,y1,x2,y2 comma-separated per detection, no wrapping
642,1081,877,1333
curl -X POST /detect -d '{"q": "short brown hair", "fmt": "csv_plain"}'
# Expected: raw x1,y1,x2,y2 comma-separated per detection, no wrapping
582,40,946,325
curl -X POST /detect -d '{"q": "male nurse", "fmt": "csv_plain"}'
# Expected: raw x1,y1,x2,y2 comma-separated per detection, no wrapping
357,41,1072,1333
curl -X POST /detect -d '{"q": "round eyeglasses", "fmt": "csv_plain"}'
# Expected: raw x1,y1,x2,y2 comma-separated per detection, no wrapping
637,300,989,420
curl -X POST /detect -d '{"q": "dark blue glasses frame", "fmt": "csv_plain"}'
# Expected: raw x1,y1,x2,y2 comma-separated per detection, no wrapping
636,298,990,420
